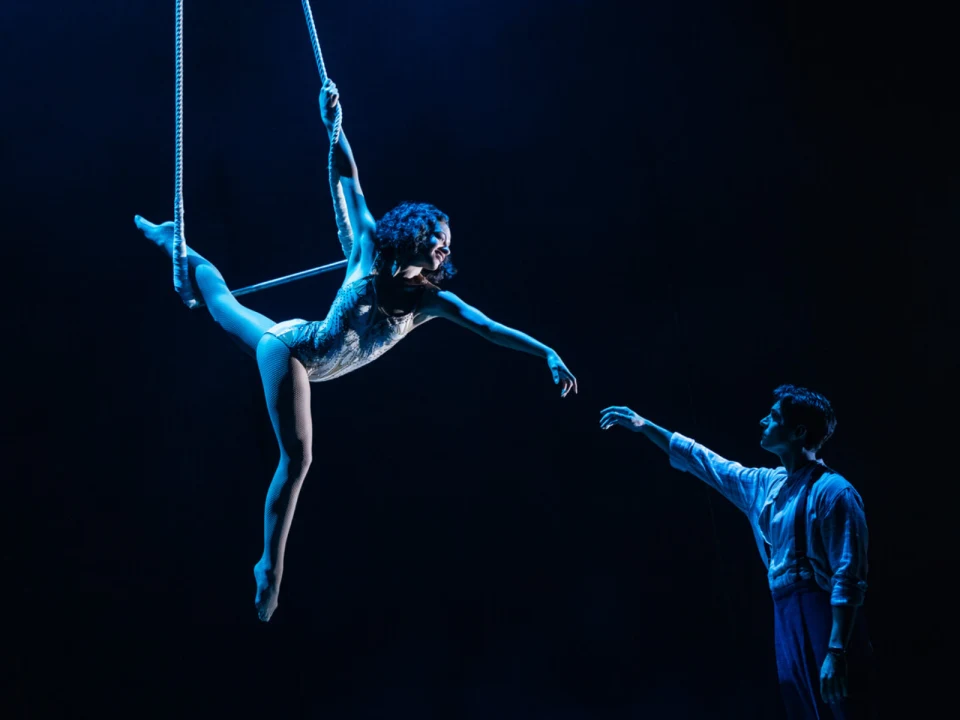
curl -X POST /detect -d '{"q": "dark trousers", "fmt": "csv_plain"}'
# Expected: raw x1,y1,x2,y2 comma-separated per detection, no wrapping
772,580,876,719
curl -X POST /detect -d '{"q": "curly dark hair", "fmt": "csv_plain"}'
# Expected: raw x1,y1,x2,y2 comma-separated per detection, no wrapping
375,202,457,284
773,384,837,451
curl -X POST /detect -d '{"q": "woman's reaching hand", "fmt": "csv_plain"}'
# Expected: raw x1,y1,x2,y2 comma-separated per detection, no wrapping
547,352,578,398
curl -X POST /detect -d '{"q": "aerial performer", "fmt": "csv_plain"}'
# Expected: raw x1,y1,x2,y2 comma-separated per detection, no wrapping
136,1,578,622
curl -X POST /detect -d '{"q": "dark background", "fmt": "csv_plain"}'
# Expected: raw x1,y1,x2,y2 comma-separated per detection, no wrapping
3,0,953,717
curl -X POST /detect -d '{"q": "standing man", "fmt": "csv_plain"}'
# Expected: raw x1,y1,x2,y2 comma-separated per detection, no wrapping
600,385,874,719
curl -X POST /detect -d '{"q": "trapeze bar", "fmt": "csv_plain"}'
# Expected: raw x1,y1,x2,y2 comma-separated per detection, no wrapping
194,258,348,307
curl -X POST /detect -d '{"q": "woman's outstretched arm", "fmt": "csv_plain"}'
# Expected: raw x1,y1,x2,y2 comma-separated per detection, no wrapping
420,289,578,397
320,80,377,268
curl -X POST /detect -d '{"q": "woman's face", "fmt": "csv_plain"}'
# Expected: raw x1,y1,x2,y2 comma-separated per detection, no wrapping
413,221,452,271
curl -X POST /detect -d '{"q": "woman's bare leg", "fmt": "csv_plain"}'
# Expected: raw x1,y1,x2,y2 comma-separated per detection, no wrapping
134,215,274,355
137,214,313,621
253,333,313,622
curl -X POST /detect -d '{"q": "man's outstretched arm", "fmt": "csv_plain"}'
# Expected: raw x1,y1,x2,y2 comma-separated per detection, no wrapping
599,405,773,516
600,406,671,453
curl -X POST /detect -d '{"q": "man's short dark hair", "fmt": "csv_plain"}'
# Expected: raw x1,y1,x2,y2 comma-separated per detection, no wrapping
773,384,837,451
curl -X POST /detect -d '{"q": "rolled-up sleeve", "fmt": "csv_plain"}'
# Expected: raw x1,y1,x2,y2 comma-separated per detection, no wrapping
820,488,869,607
668,433,770,516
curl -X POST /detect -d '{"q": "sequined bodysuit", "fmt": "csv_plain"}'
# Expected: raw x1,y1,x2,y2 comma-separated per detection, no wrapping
264,270,436,383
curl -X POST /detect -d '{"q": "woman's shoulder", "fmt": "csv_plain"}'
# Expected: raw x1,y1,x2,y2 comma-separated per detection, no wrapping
340,244,384,285
412,275,441,293
337,273,375,297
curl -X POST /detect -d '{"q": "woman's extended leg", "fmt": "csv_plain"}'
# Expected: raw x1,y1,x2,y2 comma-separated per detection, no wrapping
253,333,313,622
134,215,274,355
137,214,312,621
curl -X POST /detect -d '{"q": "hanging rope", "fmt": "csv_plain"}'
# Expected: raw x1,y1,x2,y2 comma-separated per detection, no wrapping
172,0,197,308
171,0,351,309
302,0,354,260
301,0,331,83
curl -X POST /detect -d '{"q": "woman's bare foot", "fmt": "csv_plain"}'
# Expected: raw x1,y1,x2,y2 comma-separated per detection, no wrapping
254,559,280,622
134,215,176,256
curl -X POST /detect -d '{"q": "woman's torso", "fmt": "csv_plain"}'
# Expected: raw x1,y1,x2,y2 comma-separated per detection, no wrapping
265,266,435,382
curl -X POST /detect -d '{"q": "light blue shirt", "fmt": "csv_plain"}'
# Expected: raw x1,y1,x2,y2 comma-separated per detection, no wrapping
668,433,869,606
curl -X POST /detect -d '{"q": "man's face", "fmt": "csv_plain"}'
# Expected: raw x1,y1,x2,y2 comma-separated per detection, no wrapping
759,400,802,454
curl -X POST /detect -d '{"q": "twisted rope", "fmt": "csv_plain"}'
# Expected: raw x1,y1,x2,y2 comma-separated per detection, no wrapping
172,0,197,307
302,0,352,259
168,0,349,310
301,0,330,84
